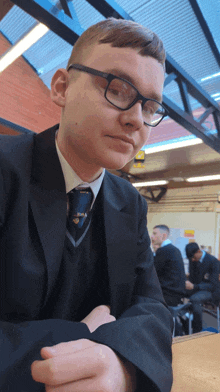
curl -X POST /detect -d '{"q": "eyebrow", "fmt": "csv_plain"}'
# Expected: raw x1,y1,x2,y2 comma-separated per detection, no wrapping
105,68,163,103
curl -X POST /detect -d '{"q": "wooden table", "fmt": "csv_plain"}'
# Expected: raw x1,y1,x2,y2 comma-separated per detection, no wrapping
171,332,220,391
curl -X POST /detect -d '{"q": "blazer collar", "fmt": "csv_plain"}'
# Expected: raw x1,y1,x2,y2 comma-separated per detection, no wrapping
102,173,137,317
32,124,65,192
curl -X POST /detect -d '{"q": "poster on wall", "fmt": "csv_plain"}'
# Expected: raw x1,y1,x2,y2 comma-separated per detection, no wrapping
169,228,196,274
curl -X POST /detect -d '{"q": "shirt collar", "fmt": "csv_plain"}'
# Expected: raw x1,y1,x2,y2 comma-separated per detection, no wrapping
161,239,172,247
199,250,206,263
55,137,105,209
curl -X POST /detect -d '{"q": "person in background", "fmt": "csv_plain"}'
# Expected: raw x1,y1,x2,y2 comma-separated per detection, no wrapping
151,225,186,307
185,242,220,333
0,17,172,392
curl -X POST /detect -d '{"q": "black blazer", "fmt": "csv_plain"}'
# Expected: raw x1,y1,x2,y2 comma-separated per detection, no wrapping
189,252,219,299
154,243,186,300
0,126,172,392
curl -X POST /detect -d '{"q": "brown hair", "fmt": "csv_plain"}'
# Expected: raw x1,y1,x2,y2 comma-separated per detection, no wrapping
67,17,165,69
153,225,170,235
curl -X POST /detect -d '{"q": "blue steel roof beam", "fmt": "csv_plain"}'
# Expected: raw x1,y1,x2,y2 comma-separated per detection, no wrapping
198,107,215,124
163,95,220,153
11,0,84,45
164,73,178,88
213,112,220,139
165,54,220,112
59,0,72,18
86,0,133,20
59,0,80,22
188,0,220,68
178,79,192,115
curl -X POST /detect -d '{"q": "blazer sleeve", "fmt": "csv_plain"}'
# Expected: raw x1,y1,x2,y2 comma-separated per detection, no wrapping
91,194,173,392
196,256,219,293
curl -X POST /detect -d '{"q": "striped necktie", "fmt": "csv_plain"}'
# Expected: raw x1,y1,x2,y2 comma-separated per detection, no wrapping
67,188,93,229
66,188,93,248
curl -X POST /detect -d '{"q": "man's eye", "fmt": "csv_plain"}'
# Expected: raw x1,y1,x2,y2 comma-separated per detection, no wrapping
144,101,160,115
108,87,121,96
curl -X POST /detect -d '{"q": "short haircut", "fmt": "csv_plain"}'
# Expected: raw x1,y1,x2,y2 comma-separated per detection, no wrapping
153,225,170,235
67,17,165,69
185,242,200,259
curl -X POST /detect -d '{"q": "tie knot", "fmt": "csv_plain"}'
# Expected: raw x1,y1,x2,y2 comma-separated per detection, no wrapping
68,188,93,227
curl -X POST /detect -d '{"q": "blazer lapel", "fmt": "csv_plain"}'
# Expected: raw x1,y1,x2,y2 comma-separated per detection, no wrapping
102,173,137,317
30,125,67,303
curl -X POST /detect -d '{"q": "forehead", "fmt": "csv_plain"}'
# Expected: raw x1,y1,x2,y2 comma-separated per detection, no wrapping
83,43,165,100
153,228,162,235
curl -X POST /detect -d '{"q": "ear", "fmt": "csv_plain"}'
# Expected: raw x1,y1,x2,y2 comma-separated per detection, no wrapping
50,69,69,107
162,232,167,242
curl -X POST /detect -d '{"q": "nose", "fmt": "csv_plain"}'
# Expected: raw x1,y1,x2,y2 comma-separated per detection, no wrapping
119,101,144,130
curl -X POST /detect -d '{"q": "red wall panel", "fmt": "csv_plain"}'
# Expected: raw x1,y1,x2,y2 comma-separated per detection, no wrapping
0,33,61,133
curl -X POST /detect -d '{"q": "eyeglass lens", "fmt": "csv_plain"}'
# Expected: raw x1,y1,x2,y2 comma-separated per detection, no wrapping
106,78,165,126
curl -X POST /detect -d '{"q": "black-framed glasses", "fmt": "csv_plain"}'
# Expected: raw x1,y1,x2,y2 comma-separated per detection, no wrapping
67,63,168,127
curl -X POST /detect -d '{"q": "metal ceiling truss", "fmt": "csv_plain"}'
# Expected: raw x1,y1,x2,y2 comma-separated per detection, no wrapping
140,187,167,203
116,171,167,203
188,0,220,68
10,0,220,153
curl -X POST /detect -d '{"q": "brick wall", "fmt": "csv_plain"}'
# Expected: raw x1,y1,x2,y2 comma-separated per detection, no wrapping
0,33,61,134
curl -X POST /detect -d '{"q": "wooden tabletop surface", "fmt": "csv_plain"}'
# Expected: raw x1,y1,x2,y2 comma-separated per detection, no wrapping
171,332,220,392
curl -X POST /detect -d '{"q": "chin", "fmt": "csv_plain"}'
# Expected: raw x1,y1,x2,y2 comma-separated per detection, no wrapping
101,155,132,171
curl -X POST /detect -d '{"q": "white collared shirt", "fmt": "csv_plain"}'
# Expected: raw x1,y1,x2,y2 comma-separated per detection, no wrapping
161,239,172,247
55,138,105,209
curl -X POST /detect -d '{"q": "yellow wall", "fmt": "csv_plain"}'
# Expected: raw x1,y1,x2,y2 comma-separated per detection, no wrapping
146,184,220,258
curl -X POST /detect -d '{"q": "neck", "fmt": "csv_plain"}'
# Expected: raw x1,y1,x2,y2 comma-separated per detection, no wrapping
57,133,103,183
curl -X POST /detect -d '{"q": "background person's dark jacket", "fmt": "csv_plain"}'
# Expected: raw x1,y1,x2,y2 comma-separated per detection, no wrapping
189,252,220,300
154,243,186,301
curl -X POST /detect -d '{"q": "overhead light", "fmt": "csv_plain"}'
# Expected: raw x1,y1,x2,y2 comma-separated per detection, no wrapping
0,23,49,73
144,137,203,154
132,180,168,187
201,72,220,82
186,174,220,182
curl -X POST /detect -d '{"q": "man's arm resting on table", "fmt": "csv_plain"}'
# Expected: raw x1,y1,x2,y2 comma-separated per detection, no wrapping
31,305,137,392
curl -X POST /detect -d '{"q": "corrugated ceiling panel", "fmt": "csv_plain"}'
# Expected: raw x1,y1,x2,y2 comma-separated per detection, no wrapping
71,0,105,30
126,0,219,79
197,0,220,53
0,5,36,42
25,31,72,72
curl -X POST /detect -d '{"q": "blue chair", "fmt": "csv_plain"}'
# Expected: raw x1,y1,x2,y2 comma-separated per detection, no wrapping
169,302,192,337
202,300,220,333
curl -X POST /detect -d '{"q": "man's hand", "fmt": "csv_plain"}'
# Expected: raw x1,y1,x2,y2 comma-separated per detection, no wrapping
185,280,194,290
31,305,136,391
81,305,116,332
31,339,136,391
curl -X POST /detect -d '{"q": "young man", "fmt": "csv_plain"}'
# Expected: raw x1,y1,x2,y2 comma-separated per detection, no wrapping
151,225,186,306
0,18,172,391
185,242,220,333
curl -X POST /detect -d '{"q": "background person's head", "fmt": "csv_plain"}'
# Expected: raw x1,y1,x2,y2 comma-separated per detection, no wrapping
185,243,202,262
151,225,170,248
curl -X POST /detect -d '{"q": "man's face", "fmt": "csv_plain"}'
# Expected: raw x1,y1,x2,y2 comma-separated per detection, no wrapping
151,228,164,247
191,250,201,262
55,43,164,180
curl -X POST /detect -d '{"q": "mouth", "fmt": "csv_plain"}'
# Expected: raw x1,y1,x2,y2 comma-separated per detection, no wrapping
107,135,135,147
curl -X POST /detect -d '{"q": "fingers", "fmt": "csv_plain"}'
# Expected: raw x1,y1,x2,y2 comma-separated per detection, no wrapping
45,376,109,392
41,339,96,359
32,344,113,386
81,305,116,332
